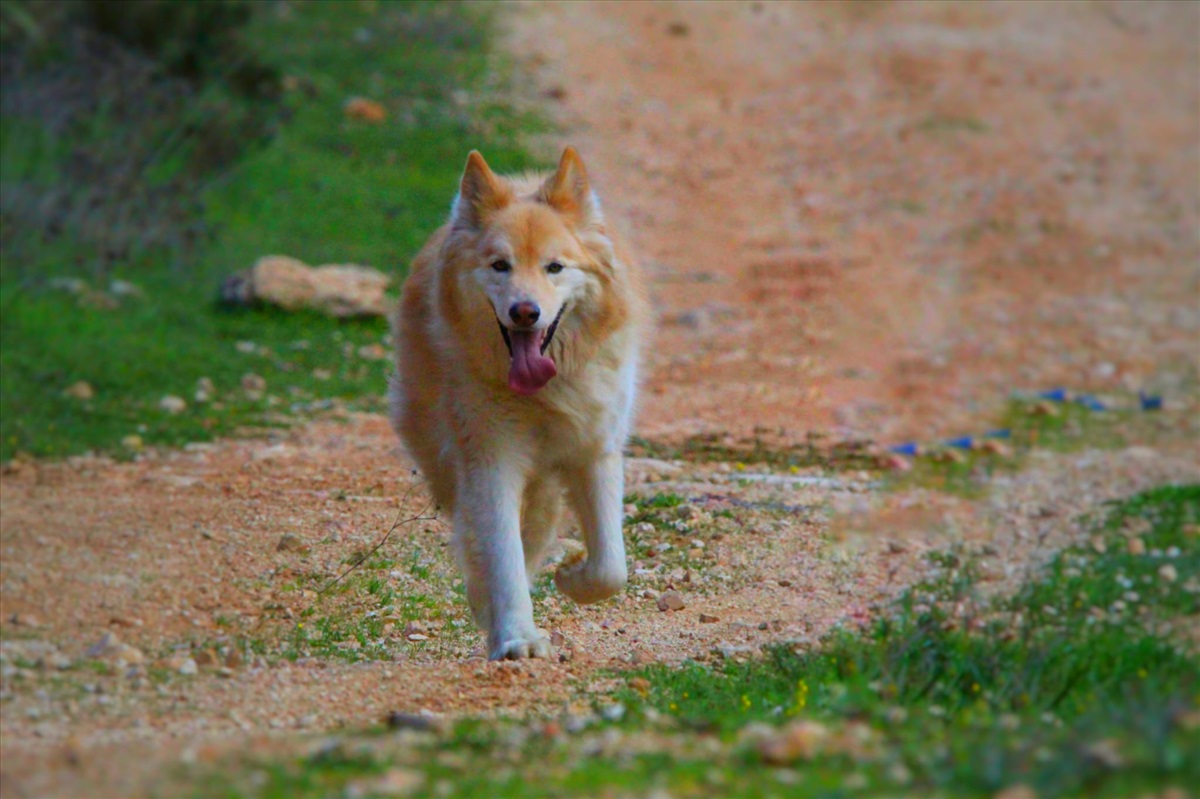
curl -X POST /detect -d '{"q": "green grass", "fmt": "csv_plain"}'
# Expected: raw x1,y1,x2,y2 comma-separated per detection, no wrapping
195,484,1200,798
1,1,548,461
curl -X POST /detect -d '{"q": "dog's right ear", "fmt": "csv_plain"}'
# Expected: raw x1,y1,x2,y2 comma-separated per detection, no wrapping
451,150,512,230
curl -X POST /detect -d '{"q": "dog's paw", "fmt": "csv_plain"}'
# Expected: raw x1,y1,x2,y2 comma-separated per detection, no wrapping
489,634,552,661
554,559,626,605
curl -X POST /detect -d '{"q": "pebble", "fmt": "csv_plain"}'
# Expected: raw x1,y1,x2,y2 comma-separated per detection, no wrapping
777,579,793,587
758,720,828,763
276,533,306,553
1127,537,1145,556
698,613,720,623
343,97,388,124
656,591,685,611
241,373,267,395
345,768,424,798
1158,564,1178,583
121,434,144,451
64,381,94,400
403,621,426,636
159,396,187,414
406,633,429,642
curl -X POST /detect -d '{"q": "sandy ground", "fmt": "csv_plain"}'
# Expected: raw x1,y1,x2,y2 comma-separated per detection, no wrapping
2,2,1198,796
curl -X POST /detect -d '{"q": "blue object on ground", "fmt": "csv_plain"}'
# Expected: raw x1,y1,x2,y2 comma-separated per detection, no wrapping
1140,392,1163,411
1038,388,1069,402
890,442,919,456
1076,395,1107,411
984,429,1011,439
944,436,974,450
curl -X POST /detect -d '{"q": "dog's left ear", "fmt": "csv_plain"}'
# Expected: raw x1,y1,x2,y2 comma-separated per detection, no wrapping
540,147,604,230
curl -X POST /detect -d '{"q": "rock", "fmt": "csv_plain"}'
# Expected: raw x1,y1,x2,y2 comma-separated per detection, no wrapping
1030,401,1059,418
1158,564,1178,583
406,633,428,642
758,720,828,763
112,644,145,665
276,533,305,553
109,280,144,299
358,343,388,360
993,787,1037,799
171,656,198,676
225,648,244,669
159,396,187,415
64,381,94,400
881,453,911,471
385,711,443,733
223,255,391,318
121,435,144,451
86,632,122,658
598,703,625,722
656,591,685,611
403,621,426,636
699,613,720,623
343,97,387,124
9,612,42,628
977,439,1012,457
195,377,215,403
777,579,793,587
241,373,267,396
1127,537,1145,556
346,768,423,798
886,540,909,554
193,649,218,667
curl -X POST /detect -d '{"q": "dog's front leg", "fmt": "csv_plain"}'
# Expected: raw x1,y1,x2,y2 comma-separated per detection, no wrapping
557,452,628,604
456,465,550,660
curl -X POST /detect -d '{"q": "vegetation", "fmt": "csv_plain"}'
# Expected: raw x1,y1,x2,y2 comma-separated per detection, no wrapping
202,485,1199,798
0,0,546,460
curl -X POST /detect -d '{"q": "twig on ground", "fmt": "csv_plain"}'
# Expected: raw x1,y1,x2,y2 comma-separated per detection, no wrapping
317,471,440,595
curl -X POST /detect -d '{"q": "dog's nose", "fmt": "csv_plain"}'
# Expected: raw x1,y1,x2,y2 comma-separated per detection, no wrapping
509,301,540,328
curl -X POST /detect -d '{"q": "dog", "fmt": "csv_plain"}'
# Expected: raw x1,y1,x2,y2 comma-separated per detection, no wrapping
390,147,648,660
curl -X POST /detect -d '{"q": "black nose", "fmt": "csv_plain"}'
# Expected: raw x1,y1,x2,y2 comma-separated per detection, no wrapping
509,302,540,327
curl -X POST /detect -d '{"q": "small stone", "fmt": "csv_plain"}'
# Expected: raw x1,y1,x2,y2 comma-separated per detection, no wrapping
159,395,187,414
777,579,793,587
932,448,966,464
1127,537,1145,556
406,633,429,642
881,453,912,471
195,377,215,403
978,439,1012,457
886,540,909,554
276,533,305,553
357,343,388,360
598,703,625,722
1090,536,1107,554
656,591,685,612
175,657,198,676
1029,401,1059,417
385,711,442,733
64,381,94,400
121,435,144,451
111,644,145,665
403,621,426,636
1158,564,1178,583
193,649,218,667
87,632,122,658
550,630,569,648
758,720,828,763
675,504,697,520
699,613,720,623
225,648,244,669
109,280,144,299
9,612,41,628
344,97,387,124
241,373,267,395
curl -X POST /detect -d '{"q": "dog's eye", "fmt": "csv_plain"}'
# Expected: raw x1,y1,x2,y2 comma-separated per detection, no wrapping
490,259,511,273
546,261,564,275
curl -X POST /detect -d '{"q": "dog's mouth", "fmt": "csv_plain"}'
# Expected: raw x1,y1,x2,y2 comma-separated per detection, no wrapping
497,306,565,396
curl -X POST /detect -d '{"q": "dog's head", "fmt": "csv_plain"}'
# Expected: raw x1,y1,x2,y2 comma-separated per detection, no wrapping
440,147,625,396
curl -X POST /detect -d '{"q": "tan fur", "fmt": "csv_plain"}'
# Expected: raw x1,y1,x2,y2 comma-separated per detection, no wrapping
390,148,648,660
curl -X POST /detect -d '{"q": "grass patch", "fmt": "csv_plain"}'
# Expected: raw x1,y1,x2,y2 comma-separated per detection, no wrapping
627,432,881,472
195,490,1198,797
1,1,547,460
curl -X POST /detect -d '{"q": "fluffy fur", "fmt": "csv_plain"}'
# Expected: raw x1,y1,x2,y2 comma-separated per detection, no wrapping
390,147,648,660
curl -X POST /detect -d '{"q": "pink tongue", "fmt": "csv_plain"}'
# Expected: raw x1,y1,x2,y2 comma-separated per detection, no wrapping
507,330,558,395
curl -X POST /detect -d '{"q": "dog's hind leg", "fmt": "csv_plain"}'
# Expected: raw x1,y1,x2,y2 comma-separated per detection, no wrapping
520,476,564,587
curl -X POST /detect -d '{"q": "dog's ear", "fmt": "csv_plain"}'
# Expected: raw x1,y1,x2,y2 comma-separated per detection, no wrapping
540,147,604,230
451,150,512,230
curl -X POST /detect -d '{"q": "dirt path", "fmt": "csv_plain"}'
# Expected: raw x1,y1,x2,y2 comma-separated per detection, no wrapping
2,2,1199,796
